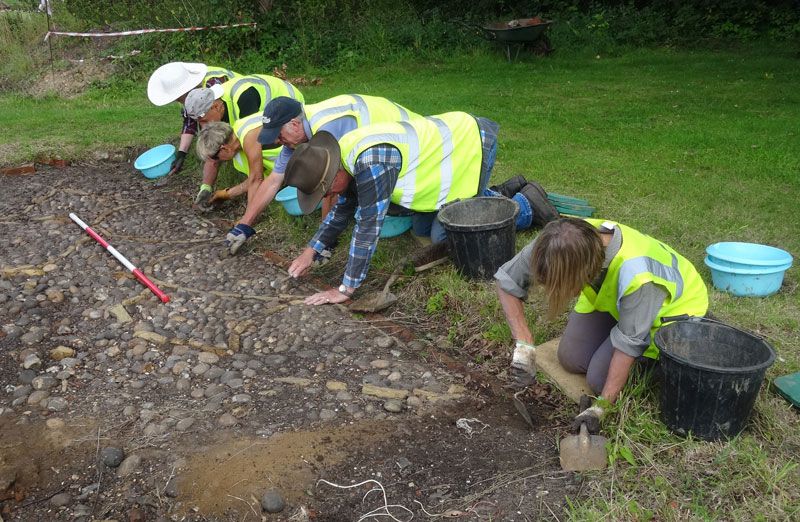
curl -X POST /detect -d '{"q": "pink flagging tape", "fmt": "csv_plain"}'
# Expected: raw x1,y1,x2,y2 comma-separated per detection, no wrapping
45,22,256,41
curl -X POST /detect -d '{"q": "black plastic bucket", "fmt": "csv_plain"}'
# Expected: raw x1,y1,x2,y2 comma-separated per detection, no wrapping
654,317,776,441
437,197,518,280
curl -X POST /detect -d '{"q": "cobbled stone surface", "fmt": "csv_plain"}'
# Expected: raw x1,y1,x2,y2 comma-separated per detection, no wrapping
0,164,480,521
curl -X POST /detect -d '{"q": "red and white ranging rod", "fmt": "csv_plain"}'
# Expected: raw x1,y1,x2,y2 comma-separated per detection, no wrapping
69,212,170,303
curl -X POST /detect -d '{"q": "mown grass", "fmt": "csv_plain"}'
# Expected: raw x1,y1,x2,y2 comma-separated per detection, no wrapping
2,44,799,519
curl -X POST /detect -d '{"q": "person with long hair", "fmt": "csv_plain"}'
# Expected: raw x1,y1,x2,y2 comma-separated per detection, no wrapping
495,218,708,432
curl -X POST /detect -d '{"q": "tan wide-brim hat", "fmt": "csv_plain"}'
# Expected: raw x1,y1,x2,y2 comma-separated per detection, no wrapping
283,131,341,215
147,62,208,106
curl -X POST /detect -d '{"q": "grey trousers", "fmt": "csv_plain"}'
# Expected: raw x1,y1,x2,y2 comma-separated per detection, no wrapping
557,311,618,395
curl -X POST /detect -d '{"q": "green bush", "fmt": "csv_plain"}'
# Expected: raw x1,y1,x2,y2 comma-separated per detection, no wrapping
9,0,796,90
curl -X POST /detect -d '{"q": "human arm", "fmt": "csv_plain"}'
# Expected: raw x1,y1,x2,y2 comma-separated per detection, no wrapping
242,128,264,205
194,159,221,207
572,283,668,432
497,287,534,345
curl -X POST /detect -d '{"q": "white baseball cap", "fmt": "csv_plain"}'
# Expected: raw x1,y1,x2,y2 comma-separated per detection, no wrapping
147,62,208,106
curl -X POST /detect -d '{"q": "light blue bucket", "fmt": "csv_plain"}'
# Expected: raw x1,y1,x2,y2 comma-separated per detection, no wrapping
275,186,321,216
705,242,793,297
134,144,175,179
380,215,412,238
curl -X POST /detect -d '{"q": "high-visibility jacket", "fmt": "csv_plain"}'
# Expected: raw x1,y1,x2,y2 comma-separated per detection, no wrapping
337,112,482,212
220,74,304,123
304,94,420,134
203,66,239,85
575,218,709,358
231,114,281,175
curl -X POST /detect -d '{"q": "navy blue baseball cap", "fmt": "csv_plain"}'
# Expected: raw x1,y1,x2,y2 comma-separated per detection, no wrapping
257,97,303,148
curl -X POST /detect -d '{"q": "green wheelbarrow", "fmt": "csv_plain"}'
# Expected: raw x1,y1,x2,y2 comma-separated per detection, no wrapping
481,18,554,61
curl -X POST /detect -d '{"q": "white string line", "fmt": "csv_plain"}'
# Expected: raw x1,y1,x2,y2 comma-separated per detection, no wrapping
316,479,414,522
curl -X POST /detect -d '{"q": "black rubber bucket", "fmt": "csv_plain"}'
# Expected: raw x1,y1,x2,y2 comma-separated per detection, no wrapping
654,317,776,441
437,197,518,280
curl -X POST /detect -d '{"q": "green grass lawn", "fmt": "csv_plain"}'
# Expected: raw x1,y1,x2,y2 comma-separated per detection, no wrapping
2,45,799,519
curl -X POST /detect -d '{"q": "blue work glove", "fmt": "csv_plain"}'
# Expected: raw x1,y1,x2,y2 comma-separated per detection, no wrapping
225,224,256,255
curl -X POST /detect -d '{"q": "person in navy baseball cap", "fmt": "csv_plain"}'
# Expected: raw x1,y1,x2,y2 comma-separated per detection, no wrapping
257,97,303,147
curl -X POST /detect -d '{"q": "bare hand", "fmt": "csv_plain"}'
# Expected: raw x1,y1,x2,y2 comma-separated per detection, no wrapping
288,248,316,278
305,288,350,306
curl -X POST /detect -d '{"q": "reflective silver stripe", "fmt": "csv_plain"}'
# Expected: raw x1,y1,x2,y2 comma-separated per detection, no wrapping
344,122,418,206
207,68,234,78
235,113,262,141
350,94,370,125
617,253,683,307
230,77,272,111
395,122,419,207
392,102,409,120
283,80,297,100
427,116,453,207
309,95,369,129
233,151,246,172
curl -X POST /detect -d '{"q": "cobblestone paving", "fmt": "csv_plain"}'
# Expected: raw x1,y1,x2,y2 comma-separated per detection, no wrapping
0,164,573,521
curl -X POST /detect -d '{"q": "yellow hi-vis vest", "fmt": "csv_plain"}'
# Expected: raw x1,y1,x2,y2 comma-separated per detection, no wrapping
231,114,281,175
338,112,482,212
574,218,709,358
203,66,239,85
220,74,305,123
304,94,420,133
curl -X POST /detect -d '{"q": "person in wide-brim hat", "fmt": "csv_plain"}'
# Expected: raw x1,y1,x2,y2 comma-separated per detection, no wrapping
282,131,343,215
146,62,238,181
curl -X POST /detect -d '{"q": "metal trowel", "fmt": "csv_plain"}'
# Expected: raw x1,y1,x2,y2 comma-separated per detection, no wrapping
559,423,608,471
512,390,535,429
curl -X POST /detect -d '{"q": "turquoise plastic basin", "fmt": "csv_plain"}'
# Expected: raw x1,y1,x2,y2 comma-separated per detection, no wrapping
134,144,175,179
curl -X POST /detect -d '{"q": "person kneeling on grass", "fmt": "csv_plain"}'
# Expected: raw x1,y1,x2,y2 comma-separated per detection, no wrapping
494,218,708,433
284,112,560,306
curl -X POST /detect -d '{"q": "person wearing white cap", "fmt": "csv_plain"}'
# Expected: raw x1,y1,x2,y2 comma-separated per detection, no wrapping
147,62,238,178
182,74,304,211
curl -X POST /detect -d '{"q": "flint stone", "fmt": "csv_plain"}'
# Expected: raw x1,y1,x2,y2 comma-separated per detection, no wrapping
27,390,50,405
218,413,238,427
383,399,404,413
117,455,142,477
50,346,76,361
23,354,42,369
47,397,69,412
101,447,125,468
50,492,72,507
32,375,58,390
261,489,285,513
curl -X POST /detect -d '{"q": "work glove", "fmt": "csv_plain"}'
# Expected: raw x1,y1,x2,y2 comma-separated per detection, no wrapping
571,394,605,435
194,184,213,209
168,150,187,175
209,189,231,204
313,249,333,266
509,340,537,390
225,223,256,255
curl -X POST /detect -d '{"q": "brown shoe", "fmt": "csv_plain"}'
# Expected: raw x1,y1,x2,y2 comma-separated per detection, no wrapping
519,182,560,227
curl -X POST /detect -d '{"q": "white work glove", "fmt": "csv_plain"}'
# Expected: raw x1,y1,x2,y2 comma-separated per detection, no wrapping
509,340,537,390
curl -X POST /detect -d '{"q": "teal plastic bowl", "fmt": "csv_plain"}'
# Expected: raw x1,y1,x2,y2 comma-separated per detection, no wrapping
704,242,793,297
381,215,412,238
134,144,175,179
275,186,321,216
